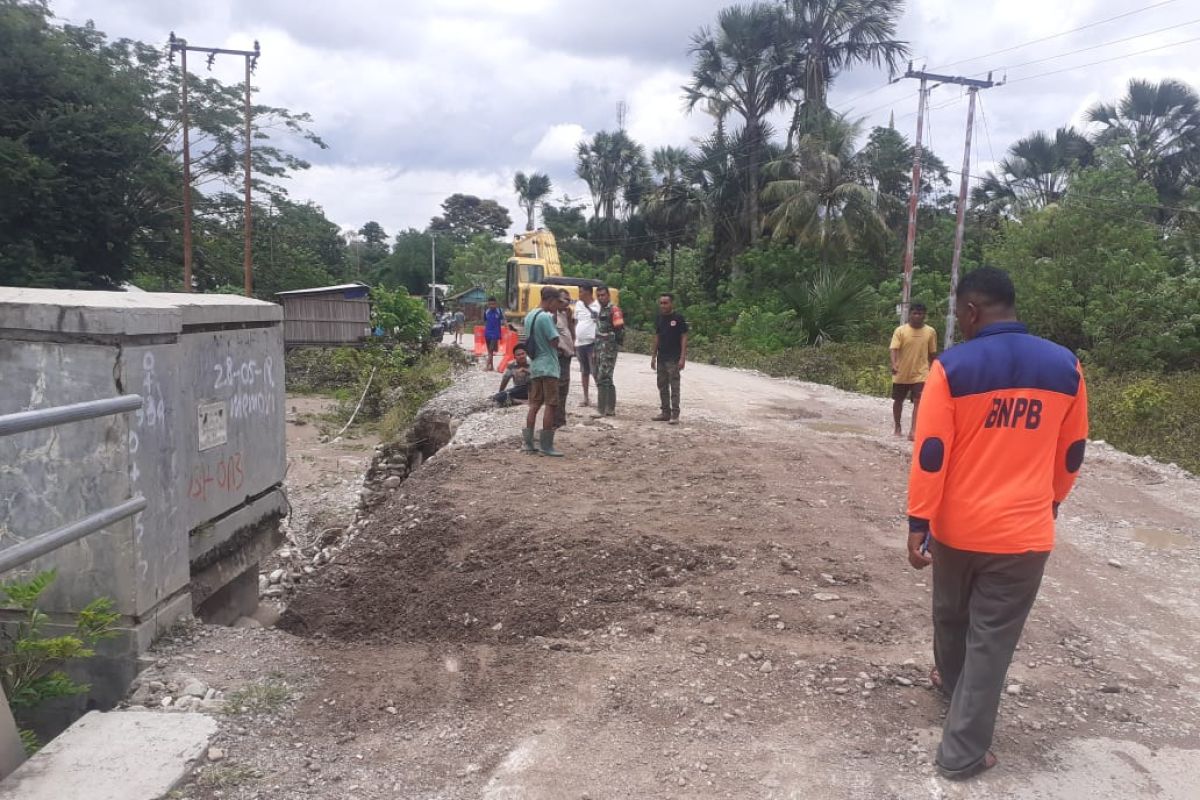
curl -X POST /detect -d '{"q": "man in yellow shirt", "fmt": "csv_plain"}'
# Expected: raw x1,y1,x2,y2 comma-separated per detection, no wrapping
890,302,938,440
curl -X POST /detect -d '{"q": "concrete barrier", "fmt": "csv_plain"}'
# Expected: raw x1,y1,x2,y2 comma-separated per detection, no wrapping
0,289,286,733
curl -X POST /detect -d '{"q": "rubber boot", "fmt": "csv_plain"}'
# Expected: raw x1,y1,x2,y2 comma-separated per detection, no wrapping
521,427,538,454
538,428,564,457
606,386,617,416
594,386,609,417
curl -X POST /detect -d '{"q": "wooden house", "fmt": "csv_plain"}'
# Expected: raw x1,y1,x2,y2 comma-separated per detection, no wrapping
275,282,372,347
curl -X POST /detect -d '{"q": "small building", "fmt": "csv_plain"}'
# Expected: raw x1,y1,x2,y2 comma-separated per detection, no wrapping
275,282,371,347
448,286,487,321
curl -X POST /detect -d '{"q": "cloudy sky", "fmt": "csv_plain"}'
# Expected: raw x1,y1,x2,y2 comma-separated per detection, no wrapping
53,0,1200,238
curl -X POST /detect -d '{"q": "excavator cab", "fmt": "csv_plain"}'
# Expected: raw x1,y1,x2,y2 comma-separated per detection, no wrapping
505,258,544,315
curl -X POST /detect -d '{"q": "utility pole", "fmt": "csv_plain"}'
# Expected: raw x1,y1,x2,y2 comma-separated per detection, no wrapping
898,68,928,323
897,65,994,324
946,81,988,348
430,235,437,314
169,34,261,295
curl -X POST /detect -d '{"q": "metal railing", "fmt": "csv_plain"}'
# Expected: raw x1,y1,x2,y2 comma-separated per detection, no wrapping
0,394,145,777
0,395,145,575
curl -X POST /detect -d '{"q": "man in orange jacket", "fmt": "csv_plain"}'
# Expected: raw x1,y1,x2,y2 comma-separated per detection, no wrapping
906,267,1088,780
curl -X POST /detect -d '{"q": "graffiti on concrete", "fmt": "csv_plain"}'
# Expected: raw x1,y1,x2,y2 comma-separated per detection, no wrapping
187,451,244,502
212,355,278,420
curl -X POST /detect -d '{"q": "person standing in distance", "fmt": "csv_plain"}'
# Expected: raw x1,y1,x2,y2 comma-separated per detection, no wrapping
521,286,565,457
452,307,466,345
890,302,937,440
482,296,506,371
593,285,624,417
553,289,576,429
906,267,1088,781
650,293,688,425
573,286,600,407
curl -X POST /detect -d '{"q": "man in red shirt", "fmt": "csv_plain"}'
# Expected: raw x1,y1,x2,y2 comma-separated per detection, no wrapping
906,267,1089,780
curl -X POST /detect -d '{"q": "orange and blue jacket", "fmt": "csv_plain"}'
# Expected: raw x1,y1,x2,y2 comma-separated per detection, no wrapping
907,322,1088,554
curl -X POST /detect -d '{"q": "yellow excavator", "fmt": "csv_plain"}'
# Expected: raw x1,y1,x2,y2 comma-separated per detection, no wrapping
504,230,618,327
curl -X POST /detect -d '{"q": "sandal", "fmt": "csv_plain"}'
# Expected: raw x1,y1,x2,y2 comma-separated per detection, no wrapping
930,667,943,692
938,751,998,781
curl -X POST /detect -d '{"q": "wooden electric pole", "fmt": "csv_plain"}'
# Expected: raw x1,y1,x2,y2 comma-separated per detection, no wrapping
169,34,261,295
897,65,994,325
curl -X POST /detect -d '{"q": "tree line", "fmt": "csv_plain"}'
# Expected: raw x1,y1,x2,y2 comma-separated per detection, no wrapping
3,0,1198,375
535,0,1199,374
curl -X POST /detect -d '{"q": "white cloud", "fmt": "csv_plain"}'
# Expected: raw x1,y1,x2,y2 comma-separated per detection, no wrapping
285,164,519,239
531,123,587,164
50,0,1200,231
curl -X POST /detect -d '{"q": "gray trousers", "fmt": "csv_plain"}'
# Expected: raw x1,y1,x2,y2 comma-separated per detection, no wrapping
931,539,1049,772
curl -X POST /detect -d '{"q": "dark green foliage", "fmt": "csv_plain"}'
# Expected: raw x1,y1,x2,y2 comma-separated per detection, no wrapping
0,2,174,288
429,194,512,242
369,286,431,344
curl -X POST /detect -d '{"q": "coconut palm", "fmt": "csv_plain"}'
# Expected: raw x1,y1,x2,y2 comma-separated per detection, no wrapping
1086,78,1200,205
972,127,1093,214
783,0,909,142
762,112,885,261
685,3,791,249
512,171,553,231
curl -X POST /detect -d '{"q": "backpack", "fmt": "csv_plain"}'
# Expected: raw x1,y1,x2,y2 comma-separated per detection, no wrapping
524,310,546,359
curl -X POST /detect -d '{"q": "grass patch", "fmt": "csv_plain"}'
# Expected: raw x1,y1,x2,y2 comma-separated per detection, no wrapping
197,765,261,789
223,677,292,715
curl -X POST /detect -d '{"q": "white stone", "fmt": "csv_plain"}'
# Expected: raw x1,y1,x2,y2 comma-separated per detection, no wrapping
0,710,217,800
182,680,207,699
269,569,285,584
813,593,841,602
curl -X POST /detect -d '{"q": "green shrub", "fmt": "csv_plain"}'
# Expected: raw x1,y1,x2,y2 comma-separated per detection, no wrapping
1088,371,1200,474
0,570,119,753
731,306,797,353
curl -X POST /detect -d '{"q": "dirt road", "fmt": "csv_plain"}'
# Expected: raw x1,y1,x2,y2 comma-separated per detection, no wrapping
155,353,1200,799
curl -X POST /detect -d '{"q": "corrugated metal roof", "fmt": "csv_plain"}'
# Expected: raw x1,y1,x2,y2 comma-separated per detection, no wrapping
448,286,486,300
275,282,371,298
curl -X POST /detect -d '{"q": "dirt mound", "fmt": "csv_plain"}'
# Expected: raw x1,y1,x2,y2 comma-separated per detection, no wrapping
280,455,729,643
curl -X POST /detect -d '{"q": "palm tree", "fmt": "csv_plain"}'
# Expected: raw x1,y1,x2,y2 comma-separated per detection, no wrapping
762,112,885,261
784,0,909,141
972,128,1093,213
651,146,692,185
1086,78,1200,205
513,171,553,231
646,147,704,288
575,131,646,223
685,3,791,250
575,130,648,253
781,265,870,344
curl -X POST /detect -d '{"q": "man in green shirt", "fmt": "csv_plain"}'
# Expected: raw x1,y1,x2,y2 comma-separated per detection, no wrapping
522,286,565,457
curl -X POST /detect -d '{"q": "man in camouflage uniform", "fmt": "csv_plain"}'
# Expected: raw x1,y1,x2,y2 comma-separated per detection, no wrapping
593,285,623,417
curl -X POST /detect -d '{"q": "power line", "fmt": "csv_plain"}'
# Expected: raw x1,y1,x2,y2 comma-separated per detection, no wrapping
1003,33,1200,84
984,16,1200,76
929,0,1180,71
977,93,1000,171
